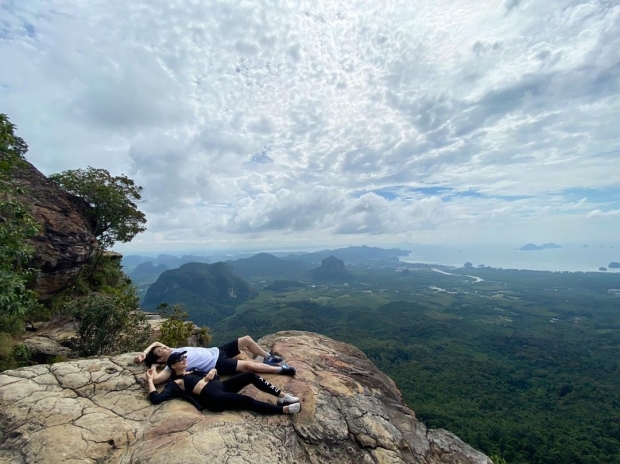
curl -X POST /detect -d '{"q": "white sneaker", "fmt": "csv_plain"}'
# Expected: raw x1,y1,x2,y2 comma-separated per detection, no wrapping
277,393,299,405
286,402,301,414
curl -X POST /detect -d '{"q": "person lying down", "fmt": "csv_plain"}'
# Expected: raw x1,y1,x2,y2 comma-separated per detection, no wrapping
146,351,301,415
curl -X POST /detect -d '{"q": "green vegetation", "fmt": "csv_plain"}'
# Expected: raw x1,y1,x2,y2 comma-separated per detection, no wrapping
157,302,212,348
203,263,620,464
49,167,146,250
143,262,257,325
43,251,151,357
1,114,150,366
67,290,149,356
0,114,41,336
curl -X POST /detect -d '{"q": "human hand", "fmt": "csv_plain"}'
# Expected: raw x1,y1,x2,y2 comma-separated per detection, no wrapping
205,369,217,381
134,353,146,363
146,369,155,381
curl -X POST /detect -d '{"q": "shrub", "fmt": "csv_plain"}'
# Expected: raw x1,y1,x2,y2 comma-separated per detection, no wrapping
158,303,212,348
68,292,149,356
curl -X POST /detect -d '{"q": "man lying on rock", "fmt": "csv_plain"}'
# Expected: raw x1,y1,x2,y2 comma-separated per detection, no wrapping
134,335,296,385
147,351,301,414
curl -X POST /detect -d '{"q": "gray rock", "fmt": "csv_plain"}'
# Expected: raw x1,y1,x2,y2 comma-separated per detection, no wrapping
21,336,72,363
0,331,492,464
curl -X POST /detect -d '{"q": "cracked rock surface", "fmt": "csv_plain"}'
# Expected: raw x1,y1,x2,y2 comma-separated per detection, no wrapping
0,331,492,464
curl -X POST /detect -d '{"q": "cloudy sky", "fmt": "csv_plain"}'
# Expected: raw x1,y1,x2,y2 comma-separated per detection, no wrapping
2,0,619,253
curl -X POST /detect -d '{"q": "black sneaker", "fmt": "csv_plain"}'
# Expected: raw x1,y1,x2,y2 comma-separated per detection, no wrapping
263,353,284,365
280,364,296,376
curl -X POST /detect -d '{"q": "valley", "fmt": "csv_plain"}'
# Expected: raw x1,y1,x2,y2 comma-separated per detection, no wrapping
129,251,620,464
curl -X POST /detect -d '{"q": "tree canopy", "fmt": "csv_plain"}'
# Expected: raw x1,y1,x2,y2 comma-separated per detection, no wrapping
49,167,147,249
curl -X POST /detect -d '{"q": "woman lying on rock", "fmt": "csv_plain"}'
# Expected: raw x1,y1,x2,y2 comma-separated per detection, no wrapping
146,351,301,415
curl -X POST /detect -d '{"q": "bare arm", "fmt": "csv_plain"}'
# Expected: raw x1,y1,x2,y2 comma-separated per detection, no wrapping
146,368,157,393
151,366,172,385
133,341,168,363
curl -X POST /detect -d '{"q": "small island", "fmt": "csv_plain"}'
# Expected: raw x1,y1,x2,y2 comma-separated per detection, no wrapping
518,243,562,251
609,262,620,269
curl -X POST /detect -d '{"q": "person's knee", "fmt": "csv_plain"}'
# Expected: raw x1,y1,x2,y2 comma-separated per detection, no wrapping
236,360,251,371
238,335,252,347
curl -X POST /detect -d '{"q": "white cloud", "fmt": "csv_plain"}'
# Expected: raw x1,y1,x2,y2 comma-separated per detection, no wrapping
1,0,619,250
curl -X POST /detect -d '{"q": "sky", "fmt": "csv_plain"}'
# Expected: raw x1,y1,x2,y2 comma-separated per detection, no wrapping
1,0,619,254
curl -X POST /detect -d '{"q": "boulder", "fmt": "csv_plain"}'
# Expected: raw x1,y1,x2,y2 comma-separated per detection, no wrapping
21,336,73,363
0,331,492,464
7,159,98,299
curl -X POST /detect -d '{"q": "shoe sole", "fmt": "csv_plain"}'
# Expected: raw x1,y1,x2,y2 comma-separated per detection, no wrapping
277,398,300,406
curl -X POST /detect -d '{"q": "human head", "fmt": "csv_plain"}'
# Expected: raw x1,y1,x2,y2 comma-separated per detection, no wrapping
166,351,188,371
144,346,172,367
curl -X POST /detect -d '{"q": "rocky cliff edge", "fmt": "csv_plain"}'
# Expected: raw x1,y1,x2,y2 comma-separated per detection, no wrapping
0,331,491,464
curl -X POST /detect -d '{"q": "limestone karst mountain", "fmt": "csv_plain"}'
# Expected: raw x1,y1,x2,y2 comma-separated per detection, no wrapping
142,262,258,325
0,331,491,464
311,255,351,281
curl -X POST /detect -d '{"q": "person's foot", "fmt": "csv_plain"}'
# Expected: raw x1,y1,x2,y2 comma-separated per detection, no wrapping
279,364,296,376
277,393,299,405
263,353,284,365
285,402,301,414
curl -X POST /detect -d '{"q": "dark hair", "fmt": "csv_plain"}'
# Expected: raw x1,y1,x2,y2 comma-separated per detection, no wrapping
144,347,160,367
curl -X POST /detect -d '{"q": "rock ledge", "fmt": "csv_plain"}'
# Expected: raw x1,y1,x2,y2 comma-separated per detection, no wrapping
0,331,491,464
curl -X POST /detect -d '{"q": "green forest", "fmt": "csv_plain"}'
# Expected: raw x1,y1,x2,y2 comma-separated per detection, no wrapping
201,264,620,464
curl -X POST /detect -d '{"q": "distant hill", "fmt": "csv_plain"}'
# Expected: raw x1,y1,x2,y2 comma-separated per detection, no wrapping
142,262,257,326
131,261,168,278
122,254,210,272
311,255,351,281
227,252,311,280
283,245,410,265
518,243,562,251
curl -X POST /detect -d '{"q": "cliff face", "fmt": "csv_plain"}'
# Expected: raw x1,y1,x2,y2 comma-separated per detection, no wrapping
7,159,97,299
0,331,491,464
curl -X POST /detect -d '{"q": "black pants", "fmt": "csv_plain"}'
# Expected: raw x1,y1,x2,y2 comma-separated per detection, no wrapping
199,372,284,415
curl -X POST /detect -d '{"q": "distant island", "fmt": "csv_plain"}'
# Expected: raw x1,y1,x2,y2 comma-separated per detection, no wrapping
609,262,620,269
518,243,562,251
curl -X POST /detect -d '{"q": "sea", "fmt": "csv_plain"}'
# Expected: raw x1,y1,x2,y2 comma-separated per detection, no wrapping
398,244,620,273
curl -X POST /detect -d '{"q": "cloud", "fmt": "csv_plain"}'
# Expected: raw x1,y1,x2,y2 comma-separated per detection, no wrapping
587,209,620,219
1,0,619,249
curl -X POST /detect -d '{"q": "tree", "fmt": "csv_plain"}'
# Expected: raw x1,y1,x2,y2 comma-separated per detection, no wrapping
49,167,146,249
0,114,41,331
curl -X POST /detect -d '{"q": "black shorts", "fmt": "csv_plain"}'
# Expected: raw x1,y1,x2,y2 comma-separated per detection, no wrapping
214,339,240,375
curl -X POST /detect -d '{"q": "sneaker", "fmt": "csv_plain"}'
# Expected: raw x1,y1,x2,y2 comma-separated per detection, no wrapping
280,364,296,376
286,402,301,414
263,353,284,365
277,393,299,405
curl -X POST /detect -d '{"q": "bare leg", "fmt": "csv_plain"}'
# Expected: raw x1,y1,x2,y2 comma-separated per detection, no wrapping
237,335,270,358
236,360,281,374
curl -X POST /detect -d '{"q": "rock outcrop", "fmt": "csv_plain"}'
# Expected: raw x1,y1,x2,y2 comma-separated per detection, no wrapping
7,159,97,299
0,331,492,464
